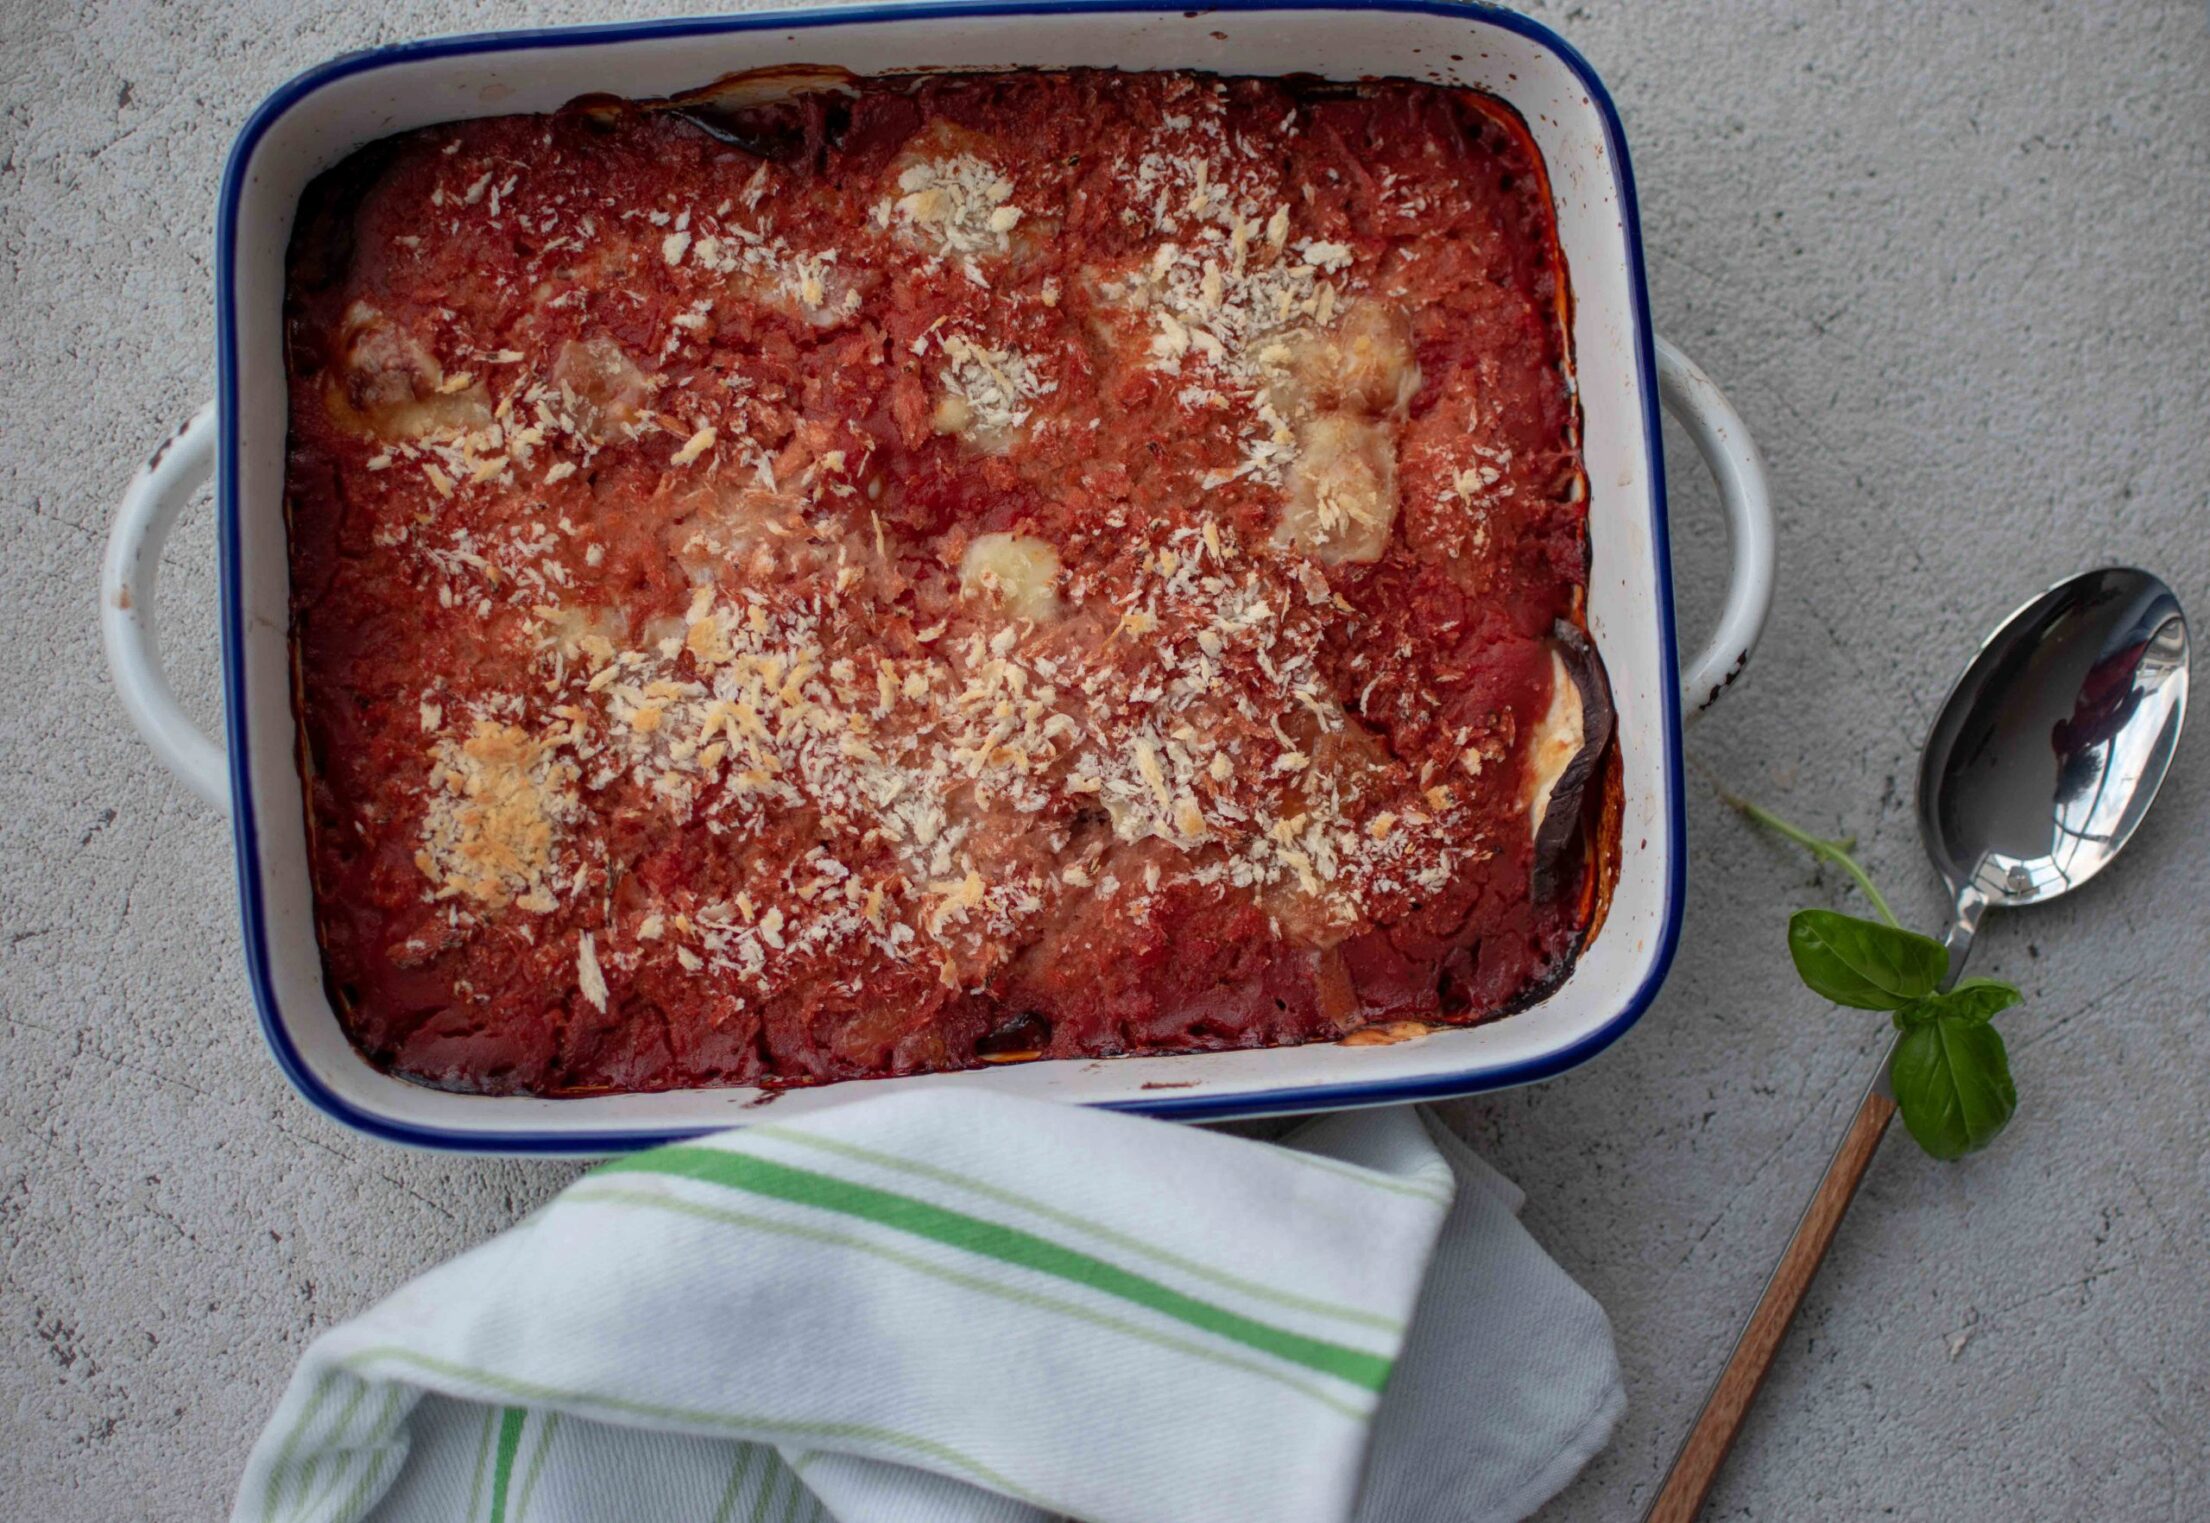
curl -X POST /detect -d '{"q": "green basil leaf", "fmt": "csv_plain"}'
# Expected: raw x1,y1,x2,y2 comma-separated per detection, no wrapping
1891,1015,2018,1159
1787,910,1948,1010
1939,978,2025,1024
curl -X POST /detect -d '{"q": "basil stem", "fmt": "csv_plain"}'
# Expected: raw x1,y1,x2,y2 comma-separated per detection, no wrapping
1723,794,1901,928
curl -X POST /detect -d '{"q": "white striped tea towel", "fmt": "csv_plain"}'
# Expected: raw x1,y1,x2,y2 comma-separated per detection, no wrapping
234,1091,1622,1523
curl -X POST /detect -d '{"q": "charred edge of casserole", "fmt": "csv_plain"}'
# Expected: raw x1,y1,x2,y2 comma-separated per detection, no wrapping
1330,82,1609,1045
282,140,551,1072
282,145,412,1059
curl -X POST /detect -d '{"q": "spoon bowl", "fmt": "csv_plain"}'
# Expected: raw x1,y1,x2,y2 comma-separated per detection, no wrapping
1918,567,2190,915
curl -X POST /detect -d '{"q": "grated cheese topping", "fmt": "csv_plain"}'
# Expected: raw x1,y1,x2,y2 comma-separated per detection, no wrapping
932,333,1057,445
414,718,585,912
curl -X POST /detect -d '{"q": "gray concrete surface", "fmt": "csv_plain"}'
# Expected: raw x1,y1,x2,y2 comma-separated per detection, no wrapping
4,1,2207,1517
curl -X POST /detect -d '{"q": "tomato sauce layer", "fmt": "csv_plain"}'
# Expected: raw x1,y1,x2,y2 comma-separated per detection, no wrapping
282,69,1605,1095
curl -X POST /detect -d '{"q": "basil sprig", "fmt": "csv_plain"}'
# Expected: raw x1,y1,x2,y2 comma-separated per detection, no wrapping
1732,797,2021,1160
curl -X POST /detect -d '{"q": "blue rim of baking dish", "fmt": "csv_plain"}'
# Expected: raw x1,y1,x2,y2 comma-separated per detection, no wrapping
218,0,1686,1153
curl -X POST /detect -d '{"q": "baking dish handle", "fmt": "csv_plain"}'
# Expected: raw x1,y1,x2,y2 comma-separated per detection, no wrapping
102,402,230,814
1655,338,1776,717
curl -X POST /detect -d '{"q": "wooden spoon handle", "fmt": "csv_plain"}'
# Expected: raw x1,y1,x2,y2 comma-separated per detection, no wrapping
1643,1084,1898,1523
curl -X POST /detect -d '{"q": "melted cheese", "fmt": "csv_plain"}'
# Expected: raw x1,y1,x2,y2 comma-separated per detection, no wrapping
1263,299,1417,565
1523,649,1586,839
959,533,1064,624
551,336,650,443
326,303,492,441
1276,413,1398,564
883,124,1023,281
1270,300,1419,417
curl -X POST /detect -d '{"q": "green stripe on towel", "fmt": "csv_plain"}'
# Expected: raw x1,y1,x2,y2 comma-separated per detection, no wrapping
260,1370,334,1523
487,1407,526,1522
511,1410,562,1523
593,1145,1392,1392
751,1124,1406,1333
563,1184,1369,1416
709,1445,761,1523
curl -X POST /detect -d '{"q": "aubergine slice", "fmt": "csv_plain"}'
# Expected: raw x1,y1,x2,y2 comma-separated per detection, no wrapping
568,67,866,166
668,97,835,167
1526,621,1615,903
667,68,863,167
975,1010,1052,1064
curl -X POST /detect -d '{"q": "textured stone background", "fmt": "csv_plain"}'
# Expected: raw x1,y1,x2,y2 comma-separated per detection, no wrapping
4,1,2206,1517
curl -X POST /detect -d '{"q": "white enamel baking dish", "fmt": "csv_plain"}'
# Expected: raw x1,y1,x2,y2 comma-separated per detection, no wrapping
102,0,1774,1153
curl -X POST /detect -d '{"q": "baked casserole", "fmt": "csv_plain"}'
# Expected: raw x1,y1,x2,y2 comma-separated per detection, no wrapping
282,68,1615,1095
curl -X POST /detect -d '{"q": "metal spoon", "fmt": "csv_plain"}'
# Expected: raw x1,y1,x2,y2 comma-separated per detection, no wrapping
1647,566,2190,1523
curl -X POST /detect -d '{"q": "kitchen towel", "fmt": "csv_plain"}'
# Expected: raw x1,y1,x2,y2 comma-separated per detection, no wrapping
233,1092,1622,1523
